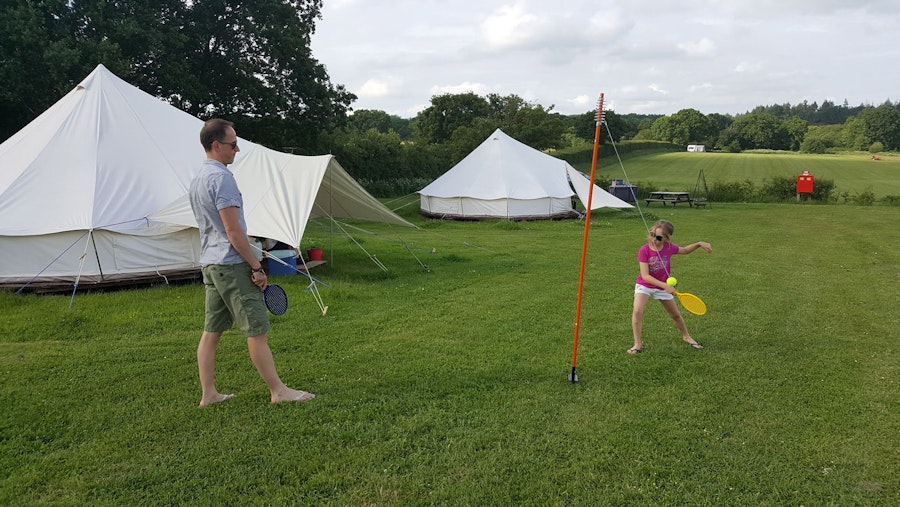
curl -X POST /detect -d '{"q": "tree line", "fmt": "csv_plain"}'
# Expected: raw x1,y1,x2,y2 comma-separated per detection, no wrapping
3,1,899,196
320,93,900,195
1,0,353,152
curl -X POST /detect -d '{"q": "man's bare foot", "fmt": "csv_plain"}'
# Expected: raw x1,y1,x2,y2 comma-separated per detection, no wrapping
199,393,235,407
271,388,315,404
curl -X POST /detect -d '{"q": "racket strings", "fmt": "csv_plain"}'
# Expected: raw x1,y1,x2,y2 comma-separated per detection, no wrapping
265,285,288,316
250,243,330,315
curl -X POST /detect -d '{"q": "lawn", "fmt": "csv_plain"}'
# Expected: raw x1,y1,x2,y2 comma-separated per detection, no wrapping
1,201,897,505
578,150,900,198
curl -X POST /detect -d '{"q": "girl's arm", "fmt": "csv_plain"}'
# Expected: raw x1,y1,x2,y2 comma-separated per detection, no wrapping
639,262,674,292
677,241,712,254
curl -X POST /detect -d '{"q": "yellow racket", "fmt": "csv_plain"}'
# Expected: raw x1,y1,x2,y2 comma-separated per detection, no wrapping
675,291,707,315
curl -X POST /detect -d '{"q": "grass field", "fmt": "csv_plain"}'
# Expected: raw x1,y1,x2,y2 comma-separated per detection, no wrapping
1,200,897,505
577,150,900,198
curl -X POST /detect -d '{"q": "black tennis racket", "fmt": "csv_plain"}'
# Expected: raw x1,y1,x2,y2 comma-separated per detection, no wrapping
264,284,288,316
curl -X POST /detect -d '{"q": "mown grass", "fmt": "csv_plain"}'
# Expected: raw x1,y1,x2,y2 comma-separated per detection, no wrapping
1,203,898,505
579,150,900,199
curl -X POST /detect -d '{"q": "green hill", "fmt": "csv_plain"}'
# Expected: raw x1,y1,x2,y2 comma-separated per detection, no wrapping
575,151,900,200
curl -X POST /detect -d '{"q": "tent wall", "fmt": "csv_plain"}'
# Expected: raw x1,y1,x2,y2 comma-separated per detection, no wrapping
419,195,576,220
0,229,199,286
418,129,629,220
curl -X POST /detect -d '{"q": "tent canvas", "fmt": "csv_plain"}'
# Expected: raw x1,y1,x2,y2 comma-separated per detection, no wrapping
418,129,632,220
148,148,414,249
0,64,413,290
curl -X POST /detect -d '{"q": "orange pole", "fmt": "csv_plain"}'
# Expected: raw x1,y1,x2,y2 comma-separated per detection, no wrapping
570,93,605,383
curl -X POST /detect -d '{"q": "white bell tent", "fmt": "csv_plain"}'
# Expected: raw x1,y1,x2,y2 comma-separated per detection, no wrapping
419,129,632,220
0,64,413,290
148,148,414,249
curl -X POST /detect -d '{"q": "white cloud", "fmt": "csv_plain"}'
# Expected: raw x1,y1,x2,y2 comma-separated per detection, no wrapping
677,37,716,58
328,0,364,9
357,78,401,98
311,0,900,116
734,61,764,73
430,81,494,96
404,102,431,117
648,84,668,96
480,3,545,51
586,10,634,42
567,95,592,109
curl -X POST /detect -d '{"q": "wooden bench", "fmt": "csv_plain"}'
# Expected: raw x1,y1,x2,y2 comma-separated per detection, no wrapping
296,260,326,272
645,191,694,207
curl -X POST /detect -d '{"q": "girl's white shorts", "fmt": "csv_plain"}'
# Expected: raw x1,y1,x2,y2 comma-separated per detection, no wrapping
634,283,674,300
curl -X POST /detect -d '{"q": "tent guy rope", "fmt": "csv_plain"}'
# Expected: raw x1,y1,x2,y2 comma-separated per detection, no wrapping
250,244,330,316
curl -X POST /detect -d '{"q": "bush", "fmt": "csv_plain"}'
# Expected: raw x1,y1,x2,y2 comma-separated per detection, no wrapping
710,180,756,201
869,141,884,153
358,178,433,198
811,178,836,202
760,176,798,201
724,141,742,153
800,138,827,154
850,189,877,206
881,195,900,206
690,176,839,203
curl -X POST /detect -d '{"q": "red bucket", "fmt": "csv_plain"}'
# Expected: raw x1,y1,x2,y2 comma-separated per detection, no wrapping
307,248,323,261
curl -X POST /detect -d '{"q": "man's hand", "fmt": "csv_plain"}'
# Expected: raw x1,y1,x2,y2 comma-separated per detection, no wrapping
251,270,268,290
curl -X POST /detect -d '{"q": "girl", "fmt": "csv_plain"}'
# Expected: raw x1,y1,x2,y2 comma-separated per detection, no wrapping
629,220,712,355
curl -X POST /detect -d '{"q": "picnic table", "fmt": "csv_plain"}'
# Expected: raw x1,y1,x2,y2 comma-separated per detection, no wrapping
645,191,694,207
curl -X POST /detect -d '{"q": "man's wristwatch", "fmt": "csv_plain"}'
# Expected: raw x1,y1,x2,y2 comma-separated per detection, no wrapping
251,267,265,275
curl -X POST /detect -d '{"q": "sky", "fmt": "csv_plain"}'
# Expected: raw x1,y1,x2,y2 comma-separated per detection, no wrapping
309,0,900,118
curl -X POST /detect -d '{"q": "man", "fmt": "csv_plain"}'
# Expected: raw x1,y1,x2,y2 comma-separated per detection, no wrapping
189,118,314,407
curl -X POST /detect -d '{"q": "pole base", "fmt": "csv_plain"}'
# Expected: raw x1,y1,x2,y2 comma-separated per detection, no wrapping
568,368,578,383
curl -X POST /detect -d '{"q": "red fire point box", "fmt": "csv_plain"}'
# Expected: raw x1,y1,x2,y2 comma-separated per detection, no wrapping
796,170,814,194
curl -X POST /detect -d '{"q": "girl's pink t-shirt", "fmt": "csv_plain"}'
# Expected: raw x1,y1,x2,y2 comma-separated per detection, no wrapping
636,242,680,288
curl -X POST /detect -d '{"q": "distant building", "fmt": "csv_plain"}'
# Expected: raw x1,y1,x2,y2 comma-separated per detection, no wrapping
687,144,706,152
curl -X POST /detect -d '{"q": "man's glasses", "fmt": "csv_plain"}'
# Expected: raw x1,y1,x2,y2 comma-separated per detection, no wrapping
218,139,238,150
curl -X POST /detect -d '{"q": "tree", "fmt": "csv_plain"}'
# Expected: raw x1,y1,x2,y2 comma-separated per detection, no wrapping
348,109,394,134
330,129,404,181
413,92,565,151
565,109,633,143
855,104,900,150
389,115,413,140
840,116,869,151
726,113,791,150
646,109,717,146
448,120,497,163
707,113,733,136
0,0,187,140
800,124,842,153
0,0,94,140
1,0,354,151
179,0,354,149
782,117,809,151
414,92,491,144
486,94,564,150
